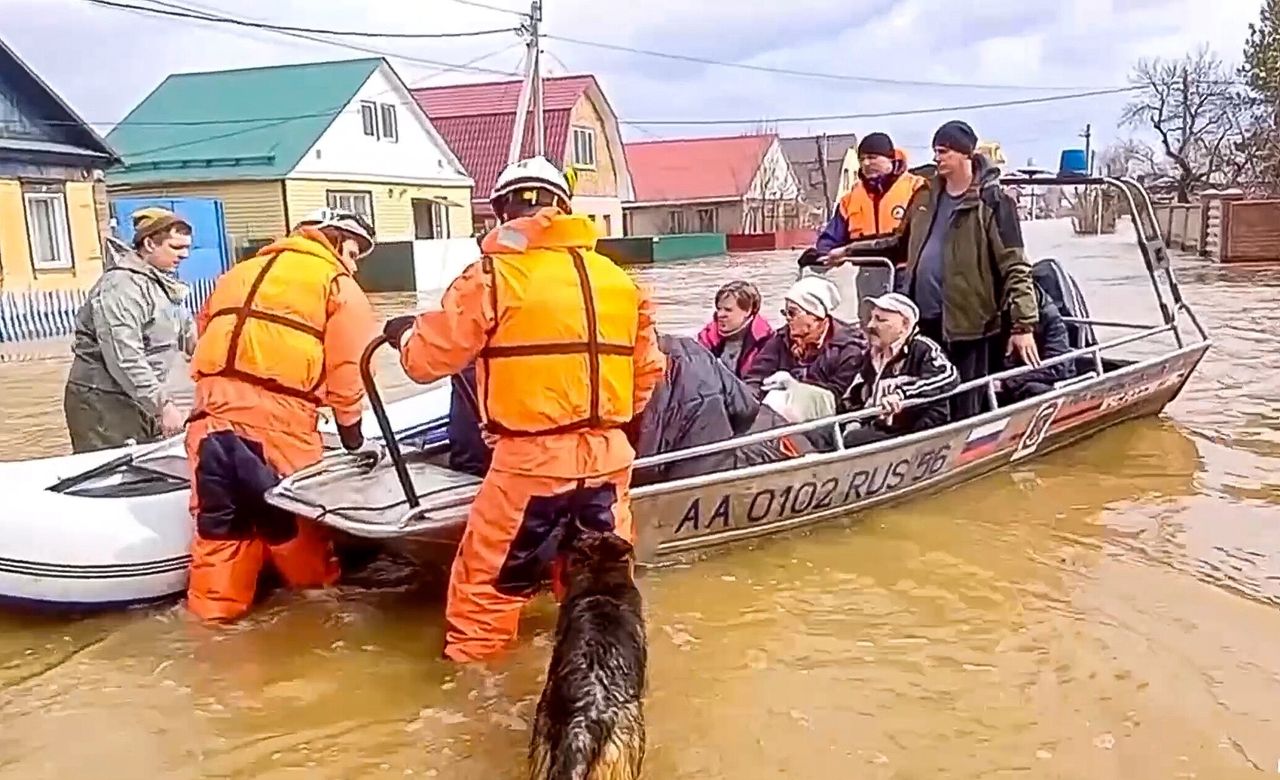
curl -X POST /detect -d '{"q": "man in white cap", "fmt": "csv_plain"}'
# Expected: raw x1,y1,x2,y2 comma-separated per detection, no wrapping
840,292,958,447
744,275,866,408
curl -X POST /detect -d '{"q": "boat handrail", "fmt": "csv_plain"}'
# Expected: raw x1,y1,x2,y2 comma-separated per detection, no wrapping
320,315,1189,499
635,320,1180,470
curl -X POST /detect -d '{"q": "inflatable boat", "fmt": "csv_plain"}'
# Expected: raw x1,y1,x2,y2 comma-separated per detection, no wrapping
0,384,454,612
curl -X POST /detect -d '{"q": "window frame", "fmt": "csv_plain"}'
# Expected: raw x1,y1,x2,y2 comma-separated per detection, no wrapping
23,183,74,271
359,101,379,139
325,189,375,229
379,103,398,143
571,126,597,170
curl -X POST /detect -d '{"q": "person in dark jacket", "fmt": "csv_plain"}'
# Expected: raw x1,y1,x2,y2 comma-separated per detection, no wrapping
998,285,1075,403
446,364,492,478
744,275,866,402
630,334,760,485
841,293,959,447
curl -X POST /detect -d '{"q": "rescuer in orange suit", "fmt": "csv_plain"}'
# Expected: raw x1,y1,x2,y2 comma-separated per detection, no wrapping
814,133,925,255
381,157,666,663
184,208,382,622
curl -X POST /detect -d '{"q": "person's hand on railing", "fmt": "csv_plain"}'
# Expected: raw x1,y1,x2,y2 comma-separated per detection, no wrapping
382,316,416,348
1007,331,1041,367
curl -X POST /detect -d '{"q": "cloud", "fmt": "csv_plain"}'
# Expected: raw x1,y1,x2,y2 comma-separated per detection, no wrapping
0,0,1263,169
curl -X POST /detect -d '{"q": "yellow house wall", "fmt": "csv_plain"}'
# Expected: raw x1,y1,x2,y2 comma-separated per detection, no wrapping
0,178,106,292
106,179,288,250
565,96,621,199
283,178,473,242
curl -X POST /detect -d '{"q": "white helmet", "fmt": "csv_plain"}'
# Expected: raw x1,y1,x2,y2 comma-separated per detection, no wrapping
490,156,572,209
295,208,376,255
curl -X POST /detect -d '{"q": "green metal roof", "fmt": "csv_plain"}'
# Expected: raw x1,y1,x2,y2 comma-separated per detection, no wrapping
106,57,381,184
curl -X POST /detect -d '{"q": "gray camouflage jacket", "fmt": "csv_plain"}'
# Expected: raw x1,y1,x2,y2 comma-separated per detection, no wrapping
66,243,196,416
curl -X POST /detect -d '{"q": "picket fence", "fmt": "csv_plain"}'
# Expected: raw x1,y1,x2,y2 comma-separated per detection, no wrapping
0,277,217,345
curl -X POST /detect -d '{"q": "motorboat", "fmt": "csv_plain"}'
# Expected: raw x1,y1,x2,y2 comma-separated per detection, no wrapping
266,176,1211,569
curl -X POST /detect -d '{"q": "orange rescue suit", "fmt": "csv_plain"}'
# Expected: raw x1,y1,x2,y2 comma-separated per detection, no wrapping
397,208,666,662
836,148,926,237
184,228,378,621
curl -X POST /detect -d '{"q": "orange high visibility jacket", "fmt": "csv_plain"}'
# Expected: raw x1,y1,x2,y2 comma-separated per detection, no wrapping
837,149,926,237
399,209,666,440
191,230,370,426
480,245,641,435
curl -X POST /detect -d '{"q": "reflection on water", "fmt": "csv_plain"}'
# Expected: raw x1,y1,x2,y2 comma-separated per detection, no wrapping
1,220,1278,778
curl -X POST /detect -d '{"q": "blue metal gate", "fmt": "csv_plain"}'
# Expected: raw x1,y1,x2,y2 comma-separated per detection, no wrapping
110,196,231,284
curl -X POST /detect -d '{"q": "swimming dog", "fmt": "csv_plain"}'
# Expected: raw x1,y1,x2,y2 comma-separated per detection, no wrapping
529,529,646,780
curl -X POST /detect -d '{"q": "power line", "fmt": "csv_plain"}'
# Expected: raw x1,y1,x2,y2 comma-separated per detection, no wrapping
446,0,528,17
544,34,1125,92
81,0,520,38
621,87,1142,126
139,0,522,77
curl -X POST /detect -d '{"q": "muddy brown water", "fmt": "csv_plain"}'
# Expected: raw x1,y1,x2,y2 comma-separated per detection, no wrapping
1,219,1278,778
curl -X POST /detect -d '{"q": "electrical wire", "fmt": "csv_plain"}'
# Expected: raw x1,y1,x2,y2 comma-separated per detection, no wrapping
446,0,528,18
81,0,520,39
544,34,1126,92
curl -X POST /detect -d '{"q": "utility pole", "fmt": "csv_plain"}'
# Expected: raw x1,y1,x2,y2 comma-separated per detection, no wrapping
506,0,544,164
816,134,831,222
1079,123,1092,175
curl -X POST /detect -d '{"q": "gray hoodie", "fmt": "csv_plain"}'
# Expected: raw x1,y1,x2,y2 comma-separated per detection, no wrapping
66,243,196,415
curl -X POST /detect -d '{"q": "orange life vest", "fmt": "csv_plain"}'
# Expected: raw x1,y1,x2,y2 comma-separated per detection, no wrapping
476,209,639,436
838,149,926,237
191,231,348,404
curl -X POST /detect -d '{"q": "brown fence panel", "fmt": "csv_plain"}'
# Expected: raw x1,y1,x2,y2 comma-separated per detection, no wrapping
1223,200,1280,263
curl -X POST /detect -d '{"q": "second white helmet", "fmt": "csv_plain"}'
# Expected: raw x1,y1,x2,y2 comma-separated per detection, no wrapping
295,208,376,254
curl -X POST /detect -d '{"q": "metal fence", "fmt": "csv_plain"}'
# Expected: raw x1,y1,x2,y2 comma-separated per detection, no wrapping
0,277,217,345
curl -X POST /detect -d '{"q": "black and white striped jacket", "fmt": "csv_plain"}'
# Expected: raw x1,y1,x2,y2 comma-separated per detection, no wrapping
841,332,959,434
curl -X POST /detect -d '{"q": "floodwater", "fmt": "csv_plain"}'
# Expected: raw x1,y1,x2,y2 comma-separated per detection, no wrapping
2,219,1278,778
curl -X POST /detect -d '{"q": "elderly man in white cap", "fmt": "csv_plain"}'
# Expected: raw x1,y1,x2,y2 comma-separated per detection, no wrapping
840,292,959,447
743,275,866,427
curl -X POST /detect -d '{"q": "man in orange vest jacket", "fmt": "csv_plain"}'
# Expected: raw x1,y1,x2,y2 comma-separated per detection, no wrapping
814,132,926,263
382,157,667,663
184,209,380,621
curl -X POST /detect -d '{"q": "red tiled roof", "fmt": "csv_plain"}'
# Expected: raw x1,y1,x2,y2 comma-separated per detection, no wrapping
412,75,596,199
625,135,775,203
429,112,571,200
413,75,596,118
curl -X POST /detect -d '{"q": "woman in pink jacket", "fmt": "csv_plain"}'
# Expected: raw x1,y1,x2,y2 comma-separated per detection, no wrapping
697,280,774,379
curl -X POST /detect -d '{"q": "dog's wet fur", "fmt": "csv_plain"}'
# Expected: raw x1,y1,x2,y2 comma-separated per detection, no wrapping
529,529,646,780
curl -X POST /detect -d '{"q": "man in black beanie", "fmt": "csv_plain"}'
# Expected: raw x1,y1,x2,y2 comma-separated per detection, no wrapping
897,119,1040,419
813,131,925,256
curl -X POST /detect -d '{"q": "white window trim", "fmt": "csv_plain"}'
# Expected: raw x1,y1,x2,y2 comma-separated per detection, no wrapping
360,101,379,139
571,126,597,170
326,190,374,227
24,191,74,271
379,103,398,143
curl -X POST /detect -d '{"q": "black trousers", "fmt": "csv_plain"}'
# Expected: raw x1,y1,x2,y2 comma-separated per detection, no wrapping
919,318,1005,421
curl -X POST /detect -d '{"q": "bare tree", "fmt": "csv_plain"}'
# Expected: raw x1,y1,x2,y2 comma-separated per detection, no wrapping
1121,47,1256,201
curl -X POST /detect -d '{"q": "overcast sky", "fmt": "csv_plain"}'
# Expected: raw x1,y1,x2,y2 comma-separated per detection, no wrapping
1,0,1265,168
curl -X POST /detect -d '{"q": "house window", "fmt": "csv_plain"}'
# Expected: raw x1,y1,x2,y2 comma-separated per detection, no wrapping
326,190,374,227
360,101,378,138
412,198,451,240
0,91,37,139
695,208,717,233
602,214,613,236
666,209,686,235
23,184,74,271
571,126,596,169
379,103,398,143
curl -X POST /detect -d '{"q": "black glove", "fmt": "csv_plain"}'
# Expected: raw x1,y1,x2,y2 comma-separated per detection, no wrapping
797,247,823,267
383,315,415,346
337,421,364,451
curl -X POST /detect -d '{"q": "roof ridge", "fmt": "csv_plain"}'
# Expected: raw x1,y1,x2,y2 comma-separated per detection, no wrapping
169,56,383,79
625,133,776,146
411,73,596,93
